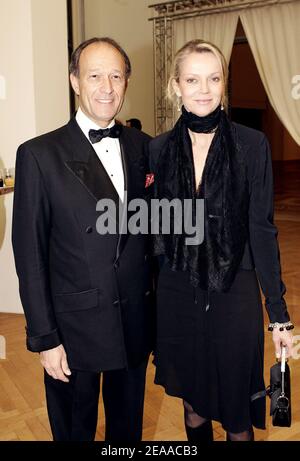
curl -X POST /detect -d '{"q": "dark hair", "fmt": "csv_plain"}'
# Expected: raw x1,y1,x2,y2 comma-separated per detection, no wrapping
126,118,142,130
69,37,132,80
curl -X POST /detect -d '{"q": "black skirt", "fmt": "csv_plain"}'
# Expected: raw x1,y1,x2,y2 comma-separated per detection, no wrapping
154,262,266,433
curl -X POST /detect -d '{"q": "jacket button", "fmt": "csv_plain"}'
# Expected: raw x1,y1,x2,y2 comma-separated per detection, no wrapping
85,226,93,233
113,299,120,307
113,260,119,269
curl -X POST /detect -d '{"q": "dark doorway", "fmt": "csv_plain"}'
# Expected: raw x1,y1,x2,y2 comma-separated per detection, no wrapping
230,107,263,131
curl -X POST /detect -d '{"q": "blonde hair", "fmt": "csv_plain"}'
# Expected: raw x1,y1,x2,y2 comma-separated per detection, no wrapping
167,39,229,111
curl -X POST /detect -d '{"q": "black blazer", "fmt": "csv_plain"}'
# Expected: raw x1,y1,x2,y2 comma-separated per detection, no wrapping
12,118,154,372
149,122,289,324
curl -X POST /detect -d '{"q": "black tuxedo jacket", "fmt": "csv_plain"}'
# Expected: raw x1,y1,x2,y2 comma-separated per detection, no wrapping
12,118,154,372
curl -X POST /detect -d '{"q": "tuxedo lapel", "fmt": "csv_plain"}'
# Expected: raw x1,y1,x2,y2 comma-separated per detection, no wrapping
64,117,119,205
63,118,145,261
115,129,143,261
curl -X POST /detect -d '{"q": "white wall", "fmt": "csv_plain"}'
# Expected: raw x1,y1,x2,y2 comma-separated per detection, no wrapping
84,0,157,136
0,0,70,314
0,0,37,165
31,0,70,135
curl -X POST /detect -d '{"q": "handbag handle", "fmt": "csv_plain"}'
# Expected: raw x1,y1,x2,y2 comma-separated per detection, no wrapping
281,345,286,372
281,345,286,396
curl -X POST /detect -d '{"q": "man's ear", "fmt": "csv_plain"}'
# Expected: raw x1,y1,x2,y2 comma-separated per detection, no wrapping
70,73,80,96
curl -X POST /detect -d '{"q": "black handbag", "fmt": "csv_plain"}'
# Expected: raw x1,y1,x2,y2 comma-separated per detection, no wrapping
268,347,291,427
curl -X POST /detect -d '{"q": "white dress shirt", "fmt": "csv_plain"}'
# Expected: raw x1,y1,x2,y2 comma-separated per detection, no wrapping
76,107,124,201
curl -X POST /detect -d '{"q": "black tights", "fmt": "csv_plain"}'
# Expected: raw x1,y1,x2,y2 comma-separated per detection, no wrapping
184,401,207,428
183,401,254,441
226,429,254,441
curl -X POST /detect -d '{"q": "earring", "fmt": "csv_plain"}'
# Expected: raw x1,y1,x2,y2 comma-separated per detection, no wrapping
176,96,182,112
221,104,224,110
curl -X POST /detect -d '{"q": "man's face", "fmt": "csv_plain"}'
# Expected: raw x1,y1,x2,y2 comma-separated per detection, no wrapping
70,42,127,127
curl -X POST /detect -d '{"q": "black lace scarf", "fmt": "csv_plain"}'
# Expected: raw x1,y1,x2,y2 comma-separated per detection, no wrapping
153,105,249,292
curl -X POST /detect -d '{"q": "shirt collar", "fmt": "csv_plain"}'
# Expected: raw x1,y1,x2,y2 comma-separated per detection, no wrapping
76,107,115,141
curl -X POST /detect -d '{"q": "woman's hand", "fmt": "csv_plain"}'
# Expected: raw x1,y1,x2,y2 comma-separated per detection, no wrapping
272,328,294,359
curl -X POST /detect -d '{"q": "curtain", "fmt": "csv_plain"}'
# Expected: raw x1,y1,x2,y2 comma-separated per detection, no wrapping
71,0,85,49
240,2,300,145
174,11,239,63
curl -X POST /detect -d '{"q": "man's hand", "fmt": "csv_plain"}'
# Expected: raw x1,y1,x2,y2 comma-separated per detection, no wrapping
40,344,71,382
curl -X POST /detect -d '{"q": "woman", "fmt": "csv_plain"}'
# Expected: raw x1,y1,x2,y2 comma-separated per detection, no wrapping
149,40,294,442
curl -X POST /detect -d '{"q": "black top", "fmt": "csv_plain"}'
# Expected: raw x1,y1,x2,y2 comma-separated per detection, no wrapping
149,122,289,323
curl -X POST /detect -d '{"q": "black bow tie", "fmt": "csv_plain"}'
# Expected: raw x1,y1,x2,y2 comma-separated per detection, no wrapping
88,124,122,144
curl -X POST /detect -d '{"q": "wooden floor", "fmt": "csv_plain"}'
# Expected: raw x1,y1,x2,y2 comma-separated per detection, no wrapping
0,161,299,441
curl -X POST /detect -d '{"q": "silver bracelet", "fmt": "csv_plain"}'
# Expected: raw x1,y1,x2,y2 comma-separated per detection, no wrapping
268,321,294,332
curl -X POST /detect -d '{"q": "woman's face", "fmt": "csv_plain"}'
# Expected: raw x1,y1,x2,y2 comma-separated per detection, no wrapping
173,51,224,117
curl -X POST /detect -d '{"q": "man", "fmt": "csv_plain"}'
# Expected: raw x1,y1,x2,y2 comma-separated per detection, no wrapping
12,37,154,442
126,118,142,131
